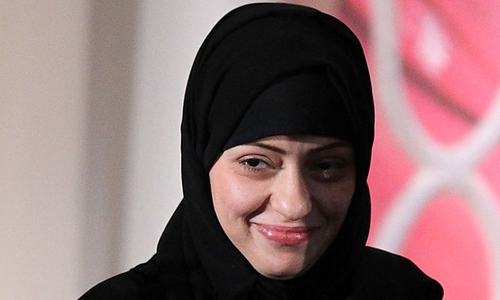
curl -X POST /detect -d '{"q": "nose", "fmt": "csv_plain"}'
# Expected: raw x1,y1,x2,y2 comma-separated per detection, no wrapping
270,166,312,221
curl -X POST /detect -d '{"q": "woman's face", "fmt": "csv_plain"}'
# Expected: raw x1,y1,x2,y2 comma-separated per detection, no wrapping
209,135,356,279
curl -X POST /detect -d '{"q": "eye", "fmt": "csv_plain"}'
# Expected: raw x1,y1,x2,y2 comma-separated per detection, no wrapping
309,159,350,182
316,161,337,170
239,157,271,171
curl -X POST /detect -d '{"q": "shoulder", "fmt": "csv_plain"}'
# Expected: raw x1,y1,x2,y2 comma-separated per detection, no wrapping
79,262,164,300
80,271,141,300
351,246,443,299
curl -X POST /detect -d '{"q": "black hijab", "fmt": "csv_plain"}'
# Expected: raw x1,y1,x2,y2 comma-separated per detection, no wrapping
81,3,445,299
149,3,374,299
80,4,447,299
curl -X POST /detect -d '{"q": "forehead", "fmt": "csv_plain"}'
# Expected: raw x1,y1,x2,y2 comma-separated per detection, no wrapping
256,135,349,145
229,135,353,154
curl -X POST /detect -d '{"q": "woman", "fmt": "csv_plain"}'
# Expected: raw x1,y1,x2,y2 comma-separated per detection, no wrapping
81,3,443,299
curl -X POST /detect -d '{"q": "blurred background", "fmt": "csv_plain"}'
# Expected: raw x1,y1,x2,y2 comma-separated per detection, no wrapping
1,1,499,299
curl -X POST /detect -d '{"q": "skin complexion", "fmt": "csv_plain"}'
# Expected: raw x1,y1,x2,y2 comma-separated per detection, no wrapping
209,135,356,279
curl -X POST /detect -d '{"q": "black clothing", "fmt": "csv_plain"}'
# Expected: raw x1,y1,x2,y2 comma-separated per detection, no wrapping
81,3,443,299
82,247,442,300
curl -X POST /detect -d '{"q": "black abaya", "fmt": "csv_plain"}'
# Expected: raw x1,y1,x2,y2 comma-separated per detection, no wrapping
81,3,443,299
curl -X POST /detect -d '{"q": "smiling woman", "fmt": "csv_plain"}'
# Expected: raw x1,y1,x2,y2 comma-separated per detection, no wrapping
210,135,356,280
81,3,443,299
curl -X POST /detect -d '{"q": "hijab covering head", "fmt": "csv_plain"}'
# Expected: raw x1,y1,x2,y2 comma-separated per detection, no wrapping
149,3,375,299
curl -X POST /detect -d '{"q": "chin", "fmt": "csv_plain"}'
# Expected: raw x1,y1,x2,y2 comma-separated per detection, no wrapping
262,271,301,280
254,257,310,280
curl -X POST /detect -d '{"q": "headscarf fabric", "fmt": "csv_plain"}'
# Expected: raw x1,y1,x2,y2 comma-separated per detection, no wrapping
148,3,374,299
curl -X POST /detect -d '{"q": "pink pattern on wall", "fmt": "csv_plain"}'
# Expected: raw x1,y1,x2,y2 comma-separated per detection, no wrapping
336,1,500,299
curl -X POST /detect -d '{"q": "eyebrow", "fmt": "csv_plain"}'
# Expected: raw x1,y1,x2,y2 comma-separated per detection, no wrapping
247,141,351,155
309,141,352,154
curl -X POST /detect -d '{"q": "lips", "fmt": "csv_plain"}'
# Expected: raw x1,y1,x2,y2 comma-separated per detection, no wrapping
253,224,314,245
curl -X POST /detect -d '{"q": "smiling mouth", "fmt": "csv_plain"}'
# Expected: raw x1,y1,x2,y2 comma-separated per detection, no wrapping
253,224,315,245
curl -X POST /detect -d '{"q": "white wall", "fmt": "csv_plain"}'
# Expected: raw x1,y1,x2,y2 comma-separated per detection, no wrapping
1,1,89,299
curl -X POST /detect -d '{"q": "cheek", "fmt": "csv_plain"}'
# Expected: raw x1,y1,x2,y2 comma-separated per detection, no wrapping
313,179,356,219
210,169,269,223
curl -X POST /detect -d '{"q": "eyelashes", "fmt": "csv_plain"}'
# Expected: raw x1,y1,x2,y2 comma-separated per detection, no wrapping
309,160,350,182
237,155,352,181
239,157,272,172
